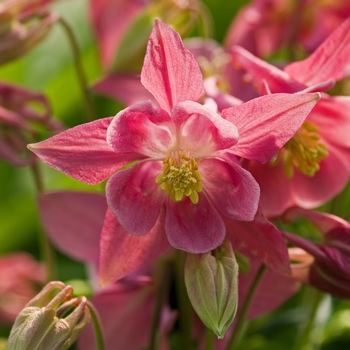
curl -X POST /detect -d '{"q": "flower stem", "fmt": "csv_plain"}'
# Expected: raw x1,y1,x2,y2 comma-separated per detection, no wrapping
175,250,194,348
226,264,266,350
293,287,324,350
148,261,172,350
87,301,105,350
31,161,56,282
58,17,96,122
205,327,214,350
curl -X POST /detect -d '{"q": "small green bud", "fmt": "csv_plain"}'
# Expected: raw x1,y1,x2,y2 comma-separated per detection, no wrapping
185,239,239,339
7,281,90,350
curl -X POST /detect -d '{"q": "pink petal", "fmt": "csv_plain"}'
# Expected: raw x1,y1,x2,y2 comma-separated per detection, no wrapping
171,101,239,157
93,73,157,107
238,259,300,319
90,0,145,68
285,17,350,85
107,101,175,158
28,118,137,185
230,46,305,93
38,191,107,266
222,93,320,163
141,19,204,113
99,208,170,285
283,207,350,236
225,209,291,274
291,144,349,209
203,76,243,111
78,282,155,350
106,161,165,236
247,160,294,218
165,194,225,253
309,95,350,148
200,156,259,221
0,135,33,166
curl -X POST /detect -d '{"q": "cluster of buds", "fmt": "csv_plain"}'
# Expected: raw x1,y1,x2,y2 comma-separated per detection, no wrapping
7,281,90,350
0,0,59,65
283,207,350,299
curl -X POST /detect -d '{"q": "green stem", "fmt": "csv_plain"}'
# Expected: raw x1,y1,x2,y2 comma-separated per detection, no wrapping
58,17,96,122
175,250,193,348
226,264,266,350
31,161,56,282
148,261,172,350
293,287,324,350
205,327,214,350
87,301,105,350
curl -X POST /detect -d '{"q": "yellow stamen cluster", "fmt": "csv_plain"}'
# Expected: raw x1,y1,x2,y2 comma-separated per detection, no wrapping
283,121,328,178
156,151,202,204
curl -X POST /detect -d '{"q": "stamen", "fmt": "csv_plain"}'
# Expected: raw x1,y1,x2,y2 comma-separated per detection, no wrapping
281,121,328,178
156,150,203,204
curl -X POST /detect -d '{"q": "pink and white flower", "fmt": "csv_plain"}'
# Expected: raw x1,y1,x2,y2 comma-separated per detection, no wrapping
29,20,319,280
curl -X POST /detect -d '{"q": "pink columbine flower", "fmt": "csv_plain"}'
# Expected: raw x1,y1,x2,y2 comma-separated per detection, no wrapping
29,20,319,267
225,0,350,58
0,81,61,166
282,207,350,299
230,17,350,216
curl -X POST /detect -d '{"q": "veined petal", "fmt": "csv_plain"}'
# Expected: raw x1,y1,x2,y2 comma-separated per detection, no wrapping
172,101,239,158
107,101,175,158
285,17,350,85
28,118,137,185
106,161,165,236
230,46,305,93
291,144,349,209
141,19,204,113
38,191,107,266
283,207,350,236
200,156,259,221
165,194,225,253
99,208,170,286
225,209,291,274
223,93,320,163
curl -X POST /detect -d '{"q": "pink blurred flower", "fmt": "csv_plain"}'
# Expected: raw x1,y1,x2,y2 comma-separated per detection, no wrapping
0,253,45,324
231,17,350,216
283,207,350,299
0,81,60,166
30,20,319,283
0,0,59,65
225,0,350,58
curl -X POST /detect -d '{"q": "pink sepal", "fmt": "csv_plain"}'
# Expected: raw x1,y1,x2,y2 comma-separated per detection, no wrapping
223,93,320,163
141,19,204,113
38,191,107,266
28,117,138,185
98,208,170,286
285,17,350,85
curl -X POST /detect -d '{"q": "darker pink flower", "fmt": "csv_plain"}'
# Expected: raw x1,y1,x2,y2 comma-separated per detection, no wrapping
230,17,350,216
225,0,350,58
283,207,350,299
0,253,45,324
0,81,60,166
29,20,319,275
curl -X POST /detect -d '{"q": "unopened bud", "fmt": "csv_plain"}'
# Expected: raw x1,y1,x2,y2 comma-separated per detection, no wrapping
185,239,239,339
7,281,90,350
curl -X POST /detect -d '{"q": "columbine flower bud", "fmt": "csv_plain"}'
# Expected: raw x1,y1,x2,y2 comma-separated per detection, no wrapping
0,0,59,65
7,281,90,350
185,239,239,339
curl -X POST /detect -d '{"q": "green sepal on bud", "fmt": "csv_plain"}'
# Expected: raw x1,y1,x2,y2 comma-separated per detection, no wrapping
185,239,239,339
7,281,90,350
